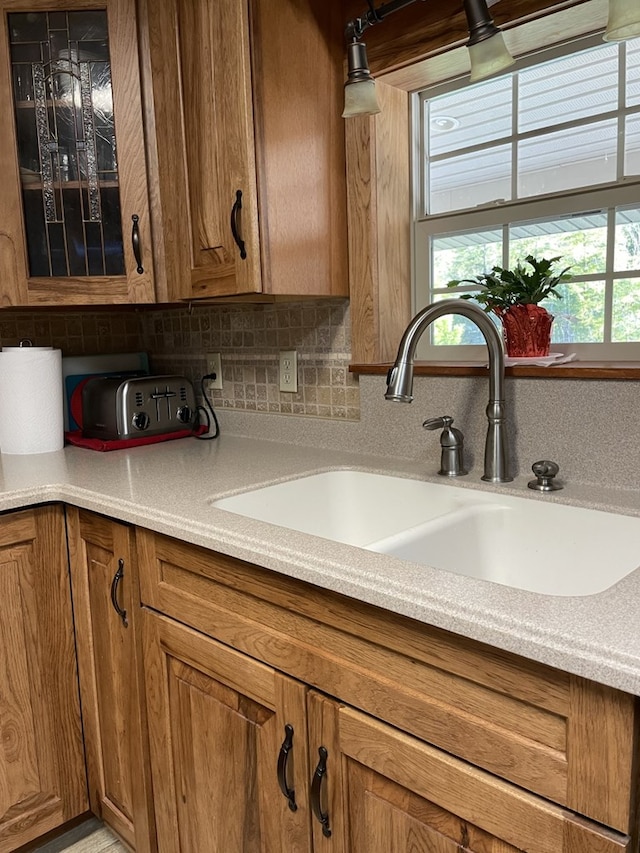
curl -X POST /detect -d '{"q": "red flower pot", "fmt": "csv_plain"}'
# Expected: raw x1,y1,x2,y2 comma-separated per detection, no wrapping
497,304,554,358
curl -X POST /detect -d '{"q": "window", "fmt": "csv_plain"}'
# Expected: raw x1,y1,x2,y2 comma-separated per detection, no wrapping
414,34,640,359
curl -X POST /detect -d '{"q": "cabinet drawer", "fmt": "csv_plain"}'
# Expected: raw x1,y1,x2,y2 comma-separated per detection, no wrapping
137,528,638,834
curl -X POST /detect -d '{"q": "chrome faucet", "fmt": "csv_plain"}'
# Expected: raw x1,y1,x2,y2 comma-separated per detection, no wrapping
385,300,512,483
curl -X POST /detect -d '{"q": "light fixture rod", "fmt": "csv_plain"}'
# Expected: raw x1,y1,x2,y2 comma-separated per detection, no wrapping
345,0,426,41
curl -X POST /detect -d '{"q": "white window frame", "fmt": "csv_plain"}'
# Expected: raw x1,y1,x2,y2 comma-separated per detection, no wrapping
412,30,640,361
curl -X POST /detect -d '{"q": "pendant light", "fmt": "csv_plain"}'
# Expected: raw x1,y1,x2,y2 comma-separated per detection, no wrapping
604,0,640,41
342,0,515,118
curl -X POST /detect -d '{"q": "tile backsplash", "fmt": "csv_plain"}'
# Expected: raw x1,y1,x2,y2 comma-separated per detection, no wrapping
3,302,640,488
0,299,359,421
0,310,143,355
144,300,358,420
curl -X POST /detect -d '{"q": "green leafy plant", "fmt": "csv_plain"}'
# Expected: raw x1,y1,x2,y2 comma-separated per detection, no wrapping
446,255,572,314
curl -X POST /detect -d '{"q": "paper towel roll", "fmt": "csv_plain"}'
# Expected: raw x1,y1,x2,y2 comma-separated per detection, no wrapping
0,347,64,454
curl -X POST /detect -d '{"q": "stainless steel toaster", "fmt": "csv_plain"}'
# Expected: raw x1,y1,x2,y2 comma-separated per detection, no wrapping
81,375,197,440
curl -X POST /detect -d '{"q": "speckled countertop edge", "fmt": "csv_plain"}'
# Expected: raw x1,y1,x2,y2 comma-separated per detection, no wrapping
1,434,640,695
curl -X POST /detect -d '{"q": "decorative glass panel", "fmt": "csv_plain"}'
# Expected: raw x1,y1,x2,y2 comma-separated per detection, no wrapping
8,10,125,277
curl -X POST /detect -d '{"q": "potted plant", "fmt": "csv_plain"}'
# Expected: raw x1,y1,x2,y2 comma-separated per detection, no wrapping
446,255,572,358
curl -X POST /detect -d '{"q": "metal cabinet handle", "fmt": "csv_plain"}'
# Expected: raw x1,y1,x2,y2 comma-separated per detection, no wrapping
277,724,297,812
310,746,331,838
110,558,128,627
230,190,247,259
131,214,144,274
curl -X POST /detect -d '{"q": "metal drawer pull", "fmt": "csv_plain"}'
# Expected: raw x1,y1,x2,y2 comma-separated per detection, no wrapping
277,724,297,812
131,214,144,274
230,189,247,259
310,746,331,837
110,558,128,627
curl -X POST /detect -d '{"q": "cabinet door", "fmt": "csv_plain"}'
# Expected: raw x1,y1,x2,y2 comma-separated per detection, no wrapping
314,697,631,853
138,0,348,301
142,609,313,853
66,509,155,852
0,506,87,852
0,0,154,306
140,0,261,300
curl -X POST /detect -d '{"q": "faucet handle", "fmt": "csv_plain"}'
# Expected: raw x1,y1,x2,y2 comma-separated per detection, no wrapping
528,460,562,492
423,416,454,431
422,416,467,477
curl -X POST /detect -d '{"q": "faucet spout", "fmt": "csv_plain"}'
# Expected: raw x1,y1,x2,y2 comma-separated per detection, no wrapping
385,300,512,483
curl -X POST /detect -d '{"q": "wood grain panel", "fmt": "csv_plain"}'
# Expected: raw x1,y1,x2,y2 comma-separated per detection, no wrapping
568,678,638,832
133,530,639,825
139,531,569,710
142,610,312,853
339,706,630,853
306,691,346,852
0,547,40,817
345,111,379,364
347,81,411,363
251,0,348,297
107,0,155,302
135,0,190,302
348,761,523,853
66,508,156,853
0,507,87,851
376,82,411,360
151,558,570,803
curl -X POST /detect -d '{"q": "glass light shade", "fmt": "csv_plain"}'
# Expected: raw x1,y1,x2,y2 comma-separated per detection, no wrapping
604,0,640,40
342,79,381,118
468,32,515,82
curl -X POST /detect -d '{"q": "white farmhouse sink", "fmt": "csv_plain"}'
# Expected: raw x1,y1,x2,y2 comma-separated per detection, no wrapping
211,470,640,596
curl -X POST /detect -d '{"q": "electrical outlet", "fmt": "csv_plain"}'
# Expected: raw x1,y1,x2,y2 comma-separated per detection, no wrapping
206,352,223,390
279,350,297,393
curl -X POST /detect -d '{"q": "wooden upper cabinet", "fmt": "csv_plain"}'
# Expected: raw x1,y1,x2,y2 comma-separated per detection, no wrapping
0,0,155,307
139,0,349,301
174,0,260,298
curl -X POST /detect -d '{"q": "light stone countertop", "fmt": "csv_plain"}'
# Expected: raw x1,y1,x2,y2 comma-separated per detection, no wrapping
1,434,640,696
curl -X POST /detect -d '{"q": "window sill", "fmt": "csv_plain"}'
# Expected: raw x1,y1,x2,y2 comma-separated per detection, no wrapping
349,361,640,380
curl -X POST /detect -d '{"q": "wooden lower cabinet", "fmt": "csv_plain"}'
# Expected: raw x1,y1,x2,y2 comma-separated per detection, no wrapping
0,506,87,851
66,509,155,852
141,610,632,853
321,695,630,853
137,529,639,853
142,609,313,852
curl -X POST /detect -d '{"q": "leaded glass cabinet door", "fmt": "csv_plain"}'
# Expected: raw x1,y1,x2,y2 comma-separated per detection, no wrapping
0,0,155,306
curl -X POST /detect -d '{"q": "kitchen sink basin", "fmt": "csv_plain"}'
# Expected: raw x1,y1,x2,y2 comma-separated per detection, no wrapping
368,496,640,596
211,470,640,596
211,470,474,547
